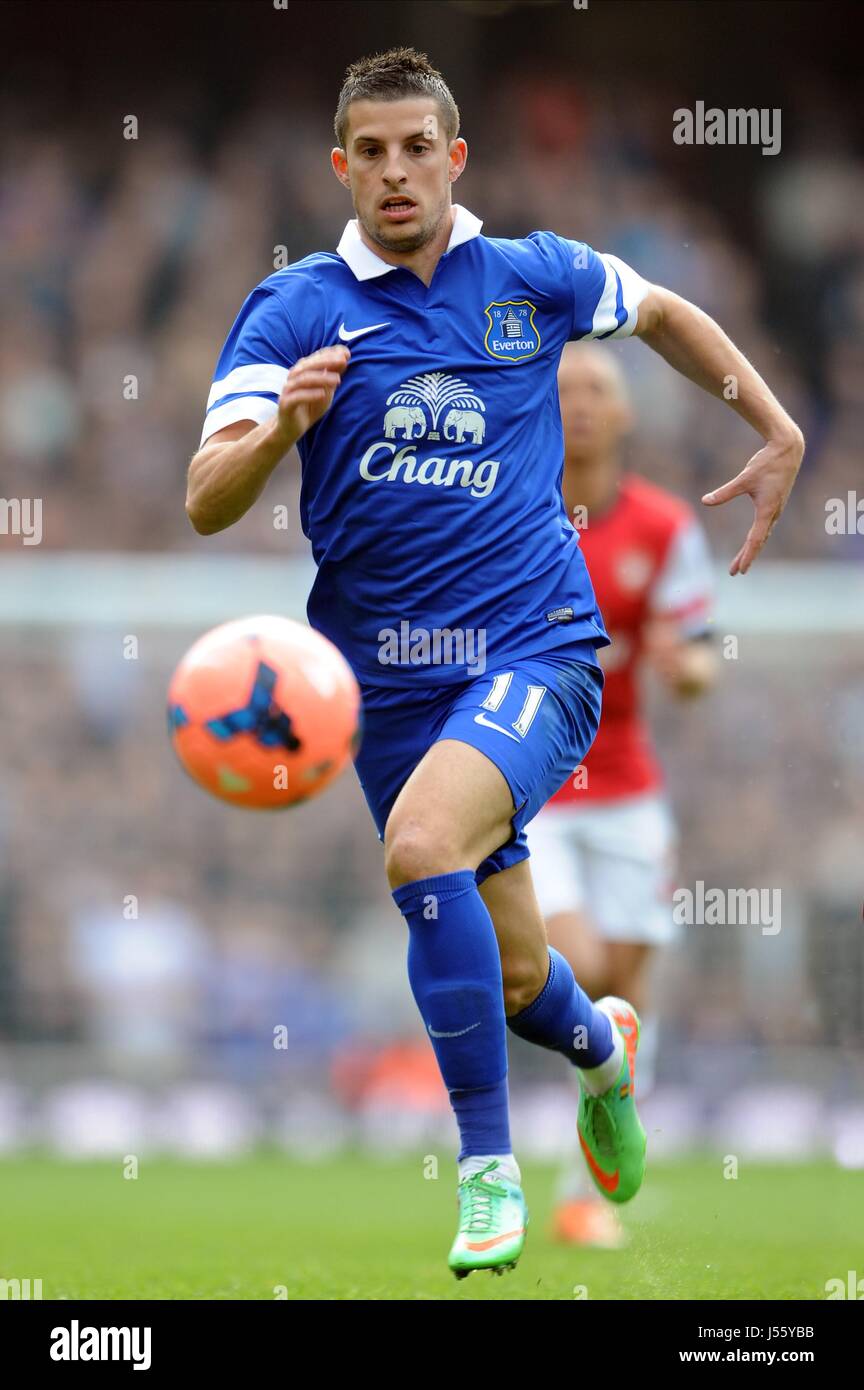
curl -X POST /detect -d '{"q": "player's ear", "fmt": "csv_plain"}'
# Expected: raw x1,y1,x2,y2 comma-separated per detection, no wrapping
448,137,468,182
331,147,350,188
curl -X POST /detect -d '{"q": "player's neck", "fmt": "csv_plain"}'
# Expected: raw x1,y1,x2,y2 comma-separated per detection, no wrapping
563,453,622,520
356,205,456,288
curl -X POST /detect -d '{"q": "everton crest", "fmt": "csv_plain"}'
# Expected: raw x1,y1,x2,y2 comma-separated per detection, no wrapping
483,301,541,364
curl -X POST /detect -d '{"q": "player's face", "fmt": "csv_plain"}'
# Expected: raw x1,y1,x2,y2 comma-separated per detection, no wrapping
558,354,631,460
332,97,466,254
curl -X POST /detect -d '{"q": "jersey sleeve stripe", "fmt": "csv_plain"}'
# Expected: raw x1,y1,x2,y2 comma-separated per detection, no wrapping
200,394,278,445
587,256,625,339
591,253,648,340
206,363,290,409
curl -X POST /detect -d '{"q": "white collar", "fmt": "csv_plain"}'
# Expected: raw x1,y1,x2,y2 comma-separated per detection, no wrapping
336,204,483,281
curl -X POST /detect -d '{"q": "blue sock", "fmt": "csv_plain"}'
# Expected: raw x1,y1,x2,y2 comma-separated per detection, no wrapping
507,947,613,1067
392,870,511,1160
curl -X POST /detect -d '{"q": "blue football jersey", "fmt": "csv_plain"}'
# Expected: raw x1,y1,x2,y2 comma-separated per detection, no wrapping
200,205,650,687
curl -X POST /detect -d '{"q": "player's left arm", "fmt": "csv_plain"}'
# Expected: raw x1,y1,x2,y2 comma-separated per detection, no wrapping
642,511,718,697
642,621,717,699
633,286,804,576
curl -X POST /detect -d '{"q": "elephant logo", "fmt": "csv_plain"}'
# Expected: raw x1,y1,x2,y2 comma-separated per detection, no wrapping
383,404,426,439
443,408,486,445
382,373,487,444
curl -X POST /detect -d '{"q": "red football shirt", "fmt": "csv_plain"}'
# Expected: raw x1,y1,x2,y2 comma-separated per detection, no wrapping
551,474,713,803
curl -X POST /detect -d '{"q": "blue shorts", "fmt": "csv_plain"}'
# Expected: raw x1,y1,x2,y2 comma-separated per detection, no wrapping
353,640,604,884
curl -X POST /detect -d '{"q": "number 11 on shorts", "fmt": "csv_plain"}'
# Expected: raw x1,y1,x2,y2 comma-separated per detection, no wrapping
480,673,547,739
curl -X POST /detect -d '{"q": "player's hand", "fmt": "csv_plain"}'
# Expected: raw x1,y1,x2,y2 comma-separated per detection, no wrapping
642,618,685,686
702,430,804,576
274,345,351,444
643,619,716,697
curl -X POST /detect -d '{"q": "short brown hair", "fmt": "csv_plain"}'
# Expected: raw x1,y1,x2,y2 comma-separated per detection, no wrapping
334,47,460,149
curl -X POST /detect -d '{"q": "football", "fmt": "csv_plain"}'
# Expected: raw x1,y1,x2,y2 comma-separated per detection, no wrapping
167,614,362,808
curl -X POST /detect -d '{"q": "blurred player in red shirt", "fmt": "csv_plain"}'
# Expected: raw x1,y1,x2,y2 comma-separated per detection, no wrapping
528,342,717,1246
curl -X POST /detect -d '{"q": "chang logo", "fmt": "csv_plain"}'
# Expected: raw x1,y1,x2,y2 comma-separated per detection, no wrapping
359,445,499,499
360,372,499,498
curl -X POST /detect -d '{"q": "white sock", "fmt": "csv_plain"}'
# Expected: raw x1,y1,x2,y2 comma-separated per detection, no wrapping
458,1153,521,1186
577,1025,624,1096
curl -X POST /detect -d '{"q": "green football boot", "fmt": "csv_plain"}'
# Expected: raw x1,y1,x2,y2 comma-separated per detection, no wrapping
577,996,647,1204
448,1161,528,1279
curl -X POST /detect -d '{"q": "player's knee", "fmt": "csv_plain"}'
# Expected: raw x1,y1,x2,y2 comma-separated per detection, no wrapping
501,953,550,1016
384,818,464,888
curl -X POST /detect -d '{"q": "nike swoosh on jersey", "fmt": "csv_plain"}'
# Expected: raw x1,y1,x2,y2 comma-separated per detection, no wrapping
473,711,522,742
428,1020,482,1039
338,321,390,341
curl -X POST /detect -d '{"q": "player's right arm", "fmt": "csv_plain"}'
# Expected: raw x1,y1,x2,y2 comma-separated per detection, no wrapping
185,345,350,535
556,236,803,573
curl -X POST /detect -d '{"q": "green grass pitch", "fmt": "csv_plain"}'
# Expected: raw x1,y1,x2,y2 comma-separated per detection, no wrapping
0,1154,857,1300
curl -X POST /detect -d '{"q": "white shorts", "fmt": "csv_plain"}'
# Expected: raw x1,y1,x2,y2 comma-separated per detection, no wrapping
527,793,679,946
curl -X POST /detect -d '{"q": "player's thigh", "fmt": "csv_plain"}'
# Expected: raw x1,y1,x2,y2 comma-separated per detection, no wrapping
527,807,588,920
384,736,515,886
478,859,549,1014
527,808,609,994
442,649,604,885
581,796,679,947
353,685,447,845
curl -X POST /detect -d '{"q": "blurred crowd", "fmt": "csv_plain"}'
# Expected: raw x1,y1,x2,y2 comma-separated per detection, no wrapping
1,41,863,1113
1,629,861,1071
1,74,863,558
